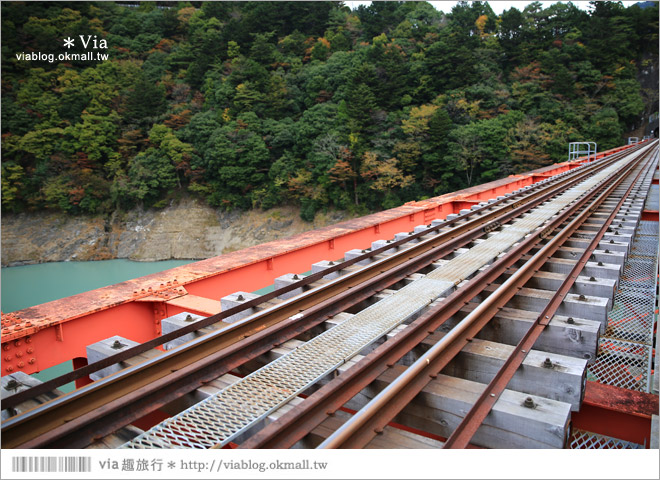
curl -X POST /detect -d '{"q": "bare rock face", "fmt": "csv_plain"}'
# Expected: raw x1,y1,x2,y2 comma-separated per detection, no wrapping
112,199,221,261
1,211,111,266
1,198,353,266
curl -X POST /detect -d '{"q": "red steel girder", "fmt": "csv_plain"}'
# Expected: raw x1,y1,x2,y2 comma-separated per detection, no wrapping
4,150,628,411
1,145,639,376
572,381,658,446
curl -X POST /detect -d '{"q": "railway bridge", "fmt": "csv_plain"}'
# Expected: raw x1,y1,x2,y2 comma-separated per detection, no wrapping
1,139,658,452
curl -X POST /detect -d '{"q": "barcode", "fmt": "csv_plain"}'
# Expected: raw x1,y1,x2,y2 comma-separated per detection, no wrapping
12,456,91,473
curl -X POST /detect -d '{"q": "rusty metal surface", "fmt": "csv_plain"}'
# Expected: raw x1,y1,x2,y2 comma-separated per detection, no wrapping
572,380,658,446
242,149,648,449
3,153,622,407
1,145,636,343
582,380,659,418
316,146,653,449
130,163,618,448
4,187,553,447
442,145,655,449
162,295,222,316
1,143,651,450
0,187,530,408
0,217,492,448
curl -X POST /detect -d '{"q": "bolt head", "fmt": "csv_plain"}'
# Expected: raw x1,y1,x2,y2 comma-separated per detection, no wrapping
5,379,19,391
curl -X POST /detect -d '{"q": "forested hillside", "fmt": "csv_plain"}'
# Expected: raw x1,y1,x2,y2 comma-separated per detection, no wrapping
2,1,657,220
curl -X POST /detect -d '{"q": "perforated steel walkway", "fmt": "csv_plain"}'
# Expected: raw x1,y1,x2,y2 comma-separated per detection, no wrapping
587,156,659,393
570,428,645,449
123,154,640,449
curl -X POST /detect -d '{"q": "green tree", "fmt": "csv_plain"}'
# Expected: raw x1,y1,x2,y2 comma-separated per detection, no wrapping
124,74,167,126
127,149,177,207
1,0,656,216
1,163,26,212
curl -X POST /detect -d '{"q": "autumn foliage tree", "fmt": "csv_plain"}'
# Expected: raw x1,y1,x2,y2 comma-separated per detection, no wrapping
1,0,655,218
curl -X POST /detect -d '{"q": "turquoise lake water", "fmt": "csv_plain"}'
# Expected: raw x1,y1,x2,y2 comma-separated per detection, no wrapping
1,258,194,391
1,258,194,313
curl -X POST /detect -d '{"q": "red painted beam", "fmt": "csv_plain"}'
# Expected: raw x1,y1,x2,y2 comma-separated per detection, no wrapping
571,381,659,447
0,143,641,375
130,409,171,432
641,210,659,221
1,301,160,375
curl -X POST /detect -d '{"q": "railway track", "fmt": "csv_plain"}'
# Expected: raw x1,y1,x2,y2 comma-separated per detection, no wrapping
1,140,658,449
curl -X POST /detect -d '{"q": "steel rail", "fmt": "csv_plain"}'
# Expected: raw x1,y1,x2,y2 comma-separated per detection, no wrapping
240,144,653,449
2,154,617,449
0,157,613,407
2,144,640,412
442,144,657,449
4,145,638,407
3,150,636,416
316,145,653,449
3,221,520,449
0,196,522,411
1,146,645,449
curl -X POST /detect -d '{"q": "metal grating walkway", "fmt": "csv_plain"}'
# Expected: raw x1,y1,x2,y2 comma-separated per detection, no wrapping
587,152,658,394
123,154,640,449
587,218,658,391
588,337,653,391
644,183,658,211
570,429,645,449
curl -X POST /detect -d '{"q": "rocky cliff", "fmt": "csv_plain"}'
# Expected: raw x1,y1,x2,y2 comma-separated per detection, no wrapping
1,198,354,267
